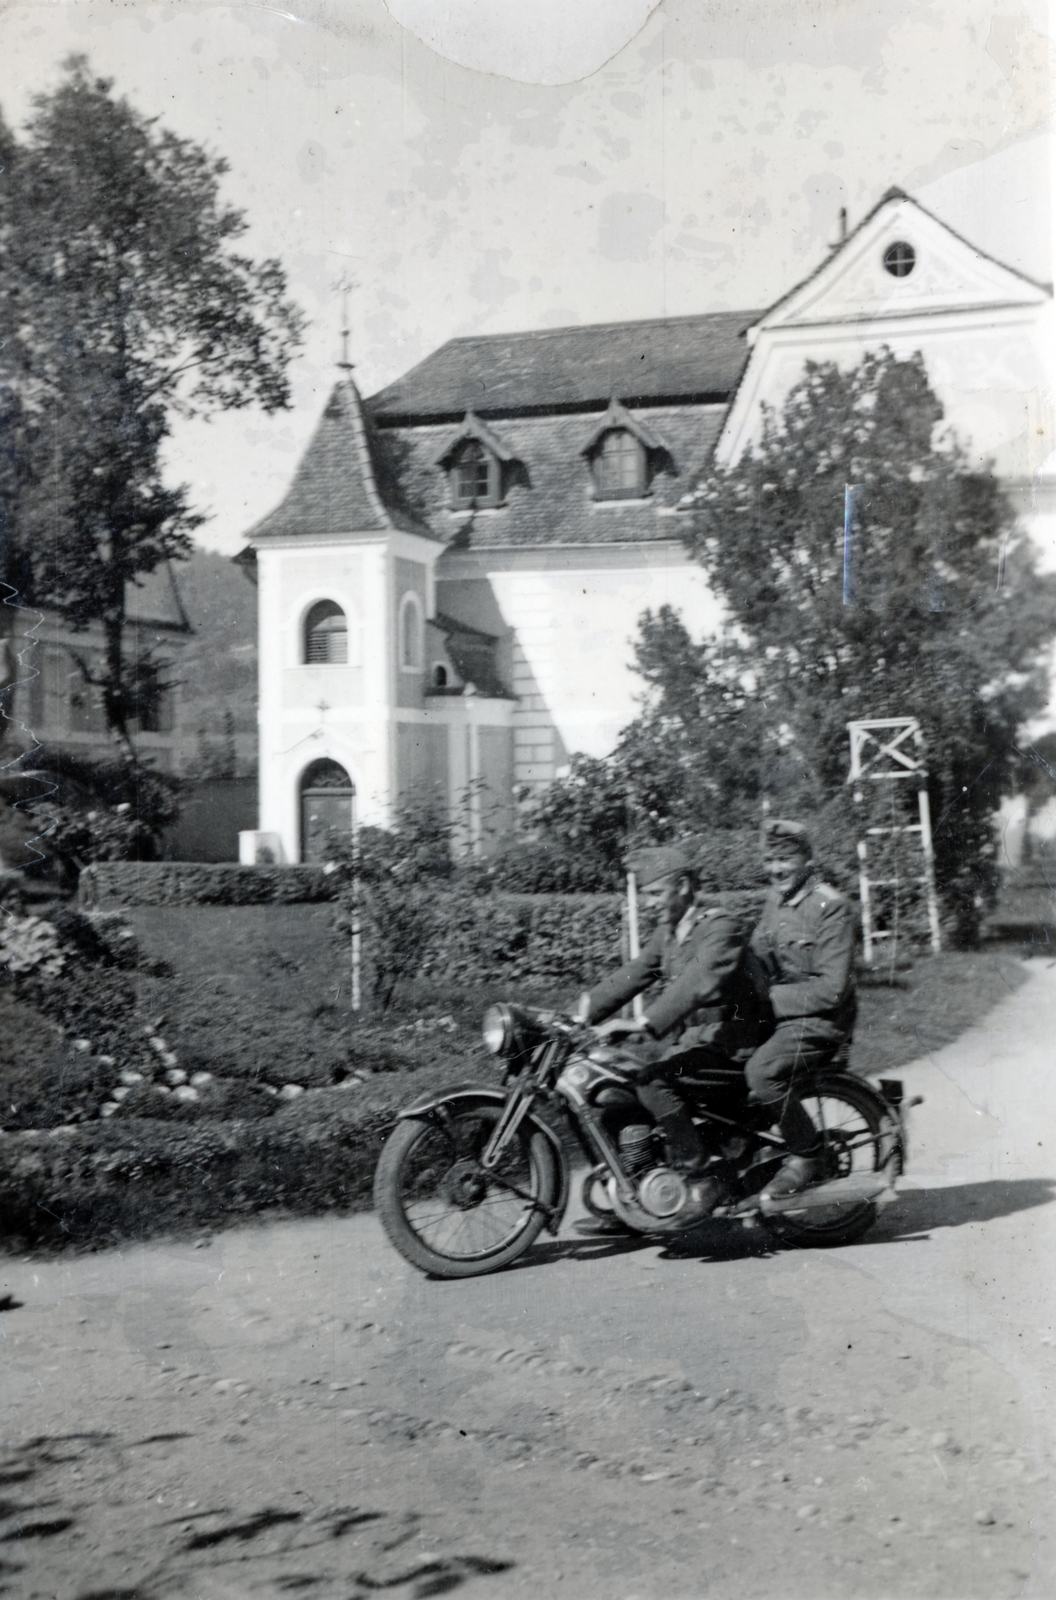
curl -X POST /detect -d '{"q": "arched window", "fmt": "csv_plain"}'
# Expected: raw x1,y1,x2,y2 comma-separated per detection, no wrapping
399,593,423,671
304,600,348,664
432,663,448,689
451,441,501,509
592,429,647,498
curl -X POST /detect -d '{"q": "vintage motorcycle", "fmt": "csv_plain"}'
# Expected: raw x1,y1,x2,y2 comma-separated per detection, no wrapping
373,1003,910,1279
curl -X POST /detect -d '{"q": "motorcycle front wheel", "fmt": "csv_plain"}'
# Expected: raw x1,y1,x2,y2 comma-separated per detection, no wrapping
762,1074,895,1249
374,1100,558,1278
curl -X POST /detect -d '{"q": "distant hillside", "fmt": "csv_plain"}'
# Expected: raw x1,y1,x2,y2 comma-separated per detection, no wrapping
170,547,257,776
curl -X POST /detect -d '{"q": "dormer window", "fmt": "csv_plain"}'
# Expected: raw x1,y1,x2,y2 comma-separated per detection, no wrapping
582,400,669,503
592,428,647,499
435,414,516,510
304,600,348,664
451,440,501,509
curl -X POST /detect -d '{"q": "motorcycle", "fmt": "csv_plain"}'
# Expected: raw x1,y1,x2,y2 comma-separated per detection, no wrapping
373,1003,910,1279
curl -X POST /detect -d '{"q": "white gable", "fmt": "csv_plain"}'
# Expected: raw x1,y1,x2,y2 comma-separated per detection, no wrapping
718,192,1053,475
752,193,1048,338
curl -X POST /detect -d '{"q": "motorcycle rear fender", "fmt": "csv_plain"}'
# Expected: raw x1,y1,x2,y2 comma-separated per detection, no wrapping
395,1083,570,1236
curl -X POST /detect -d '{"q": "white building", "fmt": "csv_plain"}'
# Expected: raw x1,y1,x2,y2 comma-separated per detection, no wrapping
240,188,1053,863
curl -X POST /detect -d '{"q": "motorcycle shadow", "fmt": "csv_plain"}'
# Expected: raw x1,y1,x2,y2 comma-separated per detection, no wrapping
499,1176,1056,1276
865,1175,1056,1240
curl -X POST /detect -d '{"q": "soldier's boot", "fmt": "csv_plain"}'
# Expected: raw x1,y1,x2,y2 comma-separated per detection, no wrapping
762,1097,823,1200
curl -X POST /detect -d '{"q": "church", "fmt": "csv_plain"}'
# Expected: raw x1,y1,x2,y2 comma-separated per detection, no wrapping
238,188,1054,865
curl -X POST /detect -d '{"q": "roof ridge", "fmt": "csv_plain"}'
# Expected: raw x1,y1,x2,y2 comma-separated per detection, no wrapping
431,307,760,347
333,379,392,530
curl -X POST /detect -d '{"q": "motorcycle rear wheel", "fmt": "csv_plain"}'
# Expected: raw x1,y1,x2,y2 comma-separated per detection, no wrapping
374,1101,558,1278
762,1074,893,1249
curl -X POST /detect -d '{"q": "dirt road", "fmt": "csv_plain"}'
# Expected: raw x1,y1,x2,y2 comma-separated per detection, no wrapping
1,957,1054,1599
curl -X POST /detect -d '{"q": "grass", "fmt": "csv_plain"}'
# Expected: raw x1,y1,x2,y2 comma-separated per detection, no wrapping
852,943,1032,1079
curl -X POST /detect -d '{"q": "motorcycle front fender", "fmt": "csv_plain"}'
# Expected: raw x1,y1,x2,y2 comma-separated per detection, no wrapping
395,1083,570,1237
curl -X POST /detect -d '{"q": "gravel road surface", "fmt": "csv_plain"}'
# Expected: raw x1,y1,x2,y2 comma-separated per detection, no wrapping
0,956,1054,1599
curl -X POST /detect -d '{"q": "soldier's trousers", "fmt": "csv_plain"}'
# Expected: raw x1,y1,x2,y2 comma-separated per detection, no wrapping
743,1019,843,1111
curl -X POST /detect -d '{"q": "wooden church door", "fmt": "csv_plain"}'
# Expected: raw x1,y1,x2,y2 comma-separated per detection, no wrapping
299,759,355,862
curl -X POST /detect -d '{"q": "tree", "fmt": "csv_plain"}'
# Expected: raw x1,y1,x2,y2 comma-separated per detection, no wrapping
518,351,1056,940
0,57,303,754
669,348,1056,942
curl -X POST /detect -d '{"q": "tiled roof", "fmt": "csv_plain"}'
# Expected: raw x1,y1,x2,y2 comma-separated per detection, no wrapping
247,379,437,543
125,561,191,631
368,403,725,549
367,311,758,422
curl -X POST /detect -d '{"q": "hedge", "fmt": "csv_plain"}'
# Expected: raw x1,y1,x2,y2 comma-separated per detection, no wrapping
418,892,625,988
0,1092,395,1248
79,861,337,907
414,888,766,989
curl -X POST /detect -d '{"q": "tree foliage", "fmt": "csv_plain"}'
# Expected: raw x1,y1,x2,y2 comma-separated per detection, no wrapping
674,349,1056,940
0,57,303,751
519,351,1056,941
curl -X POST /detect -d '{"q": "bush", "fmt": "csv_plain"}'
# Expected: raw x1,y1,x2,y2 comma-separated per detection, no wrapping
80,861,336,907
0,1098,398,1248
405,892,627,990
14,752,183,883
488,837,620,893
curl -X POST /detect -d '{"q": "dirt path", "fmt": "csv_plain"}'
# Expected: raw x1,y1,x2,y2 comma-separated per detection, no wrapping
1,959,1054,1599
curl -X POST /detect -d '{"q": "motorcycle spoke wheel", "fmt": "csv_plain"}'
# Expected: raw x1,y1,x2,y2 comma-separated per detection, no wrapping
764,1075,891,1249
374,1103,557,1278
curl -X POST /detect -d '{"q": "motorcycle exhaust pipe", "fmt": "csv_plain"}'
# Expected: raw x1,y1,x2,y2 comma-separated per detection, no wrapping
759,1169,899,1215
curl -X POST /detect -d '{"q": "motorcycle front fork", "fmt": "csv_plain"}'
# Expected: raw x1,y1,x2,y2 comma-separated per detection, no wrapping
479,1087,535,1171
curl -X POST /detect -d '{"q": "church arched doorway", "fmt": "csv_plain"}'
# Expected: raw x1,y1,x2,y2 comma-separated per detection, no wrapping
299,758,355,863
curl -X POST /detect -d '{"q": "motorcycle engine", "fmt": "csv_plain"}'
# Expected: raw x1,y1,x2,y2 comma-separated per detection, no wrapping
617,1123,657,1176
636,1167,689,1218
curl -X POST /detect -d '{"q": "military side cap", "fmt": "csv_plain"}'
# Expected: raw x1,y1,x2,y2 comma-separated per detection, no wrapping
763,818,812,858
624,843,697,888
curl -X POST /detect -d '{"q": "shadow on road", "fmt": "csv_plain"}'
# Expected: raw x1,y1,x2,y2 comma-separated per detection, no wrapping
867,1176,1056,1238
489,1177,1056,1277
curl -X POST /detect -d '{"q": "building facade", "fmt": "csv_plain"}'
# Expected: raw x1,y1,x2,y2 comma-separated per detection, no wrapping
0,563,190,772
242,189,1054,864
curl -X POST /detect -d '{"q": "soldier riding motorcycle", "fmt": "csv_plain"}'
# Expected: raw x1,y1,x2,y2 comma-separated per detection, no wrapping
373,832,910,1279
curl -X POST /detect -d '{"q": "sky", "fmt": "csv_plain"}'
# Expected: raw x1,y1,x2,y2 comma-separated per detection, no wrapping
0,0,1052,554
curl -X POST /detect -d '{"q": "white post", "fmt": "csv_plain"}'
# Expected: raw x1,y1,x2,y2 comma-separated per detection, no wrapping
350,813,362,1014
467,696,482,857
856,836,874,965
917,785,942,954
626,870,645,1022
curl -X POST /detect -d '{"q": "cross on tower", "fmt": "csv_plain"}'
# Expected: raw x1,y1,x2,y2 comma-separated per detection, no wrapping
332,272,359,373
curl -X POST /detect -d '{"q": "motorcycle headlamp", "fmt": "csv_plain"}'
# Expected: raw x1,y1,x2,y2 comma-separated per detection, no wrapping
482,1003,514,1056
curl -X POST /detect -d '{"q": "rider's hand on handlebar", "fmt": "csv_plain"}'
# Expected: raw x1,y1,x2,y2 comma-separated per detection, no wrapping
593,1017,649,1040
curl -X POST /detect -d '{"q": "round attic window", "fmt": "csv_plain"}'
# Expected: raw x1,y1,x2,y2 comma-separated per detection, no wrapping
883,241,916,278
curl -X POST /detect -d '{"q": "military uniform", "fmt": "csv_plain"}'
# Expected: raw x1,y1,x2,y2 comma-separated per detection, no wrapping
744,870,857,1110
583,900,773,1166
584,903,771,1060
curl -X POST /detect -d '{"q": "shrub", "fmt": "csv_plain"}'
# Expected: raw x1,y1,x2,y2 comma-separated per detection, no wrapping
80,861,336,907
0,1100,397,1248
488,837,619,893
16,752,183,882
